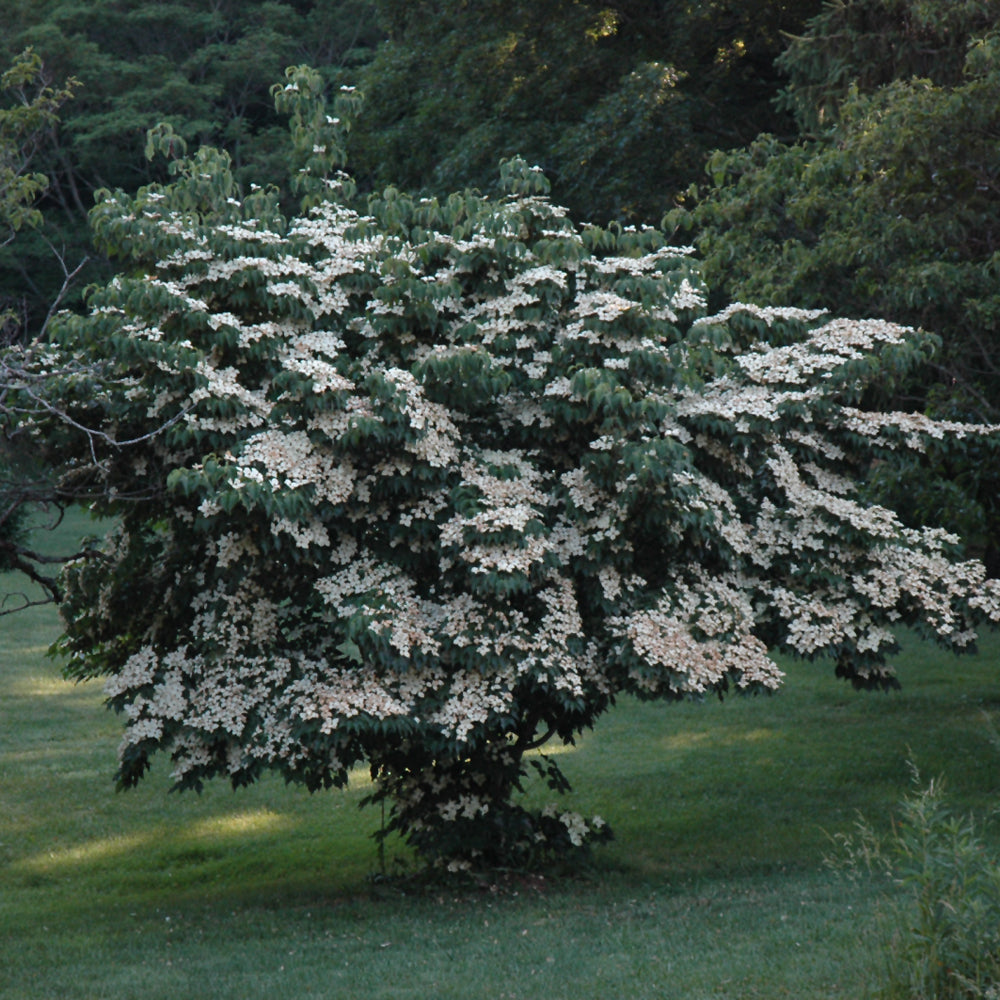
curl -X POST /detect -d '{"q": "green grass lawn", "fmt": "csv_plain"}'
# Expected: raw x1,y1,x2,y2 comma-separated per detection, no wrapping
2,512,999,998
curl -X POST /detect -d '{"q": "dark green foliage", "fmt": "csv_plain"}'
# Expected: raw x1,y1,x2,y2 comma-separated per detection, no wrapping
0,487,30,575
0,0,379,197
349,0,824,224
0,49,85,607
776,0,1000,130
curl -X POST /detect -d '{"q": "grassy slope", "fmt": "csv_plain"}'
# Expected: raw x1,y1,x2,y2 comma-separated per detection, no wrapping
2,511,998,999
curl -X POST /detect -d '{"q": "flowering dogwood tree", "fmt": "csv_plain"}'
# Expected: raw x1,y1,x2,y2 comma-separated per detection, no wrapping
35,69,1000,870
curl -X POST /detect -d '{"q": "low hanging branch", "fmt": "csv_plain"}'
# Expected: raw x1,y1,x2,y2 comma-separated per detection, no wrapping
1,336,188,614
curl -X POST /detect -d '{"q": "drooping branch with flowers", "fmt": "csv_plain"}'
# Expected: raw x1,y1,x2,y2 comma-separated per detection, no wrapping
31,68,1000,870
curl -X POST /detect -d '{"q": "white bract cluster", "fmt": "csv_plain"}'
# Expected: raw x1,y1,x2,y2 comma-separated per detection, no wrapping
51,146,1000,868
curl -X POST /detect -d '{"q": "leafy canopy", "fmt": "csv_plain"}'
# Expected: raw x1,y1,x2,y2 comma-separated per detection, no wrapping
25,67,1000,870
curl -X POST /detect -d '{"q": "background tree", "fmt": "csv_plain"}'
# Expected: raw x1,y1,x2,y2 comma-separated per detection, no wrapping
773,0,1000,129
669,0,1000,569
348,0,824,224
25,69,1000,871
0,48,78,325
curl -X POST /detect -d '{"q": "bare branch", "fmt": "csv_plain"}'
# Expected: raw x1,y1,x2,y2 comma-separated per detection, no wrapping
14,380,194,449
0,592,61,615
0,543,64,605
36,239,89,343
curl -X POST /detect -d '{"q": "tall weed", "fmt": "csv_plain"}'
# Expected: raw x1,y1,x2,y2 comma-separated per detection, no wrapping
830,768,1000,999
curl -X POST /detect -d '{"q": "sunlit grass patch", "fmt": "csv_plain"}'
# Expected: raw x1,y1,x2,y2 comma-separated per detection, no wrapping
5,672,104,697
18,831,154,873
185,808,293,840
524,740,579,758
